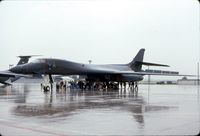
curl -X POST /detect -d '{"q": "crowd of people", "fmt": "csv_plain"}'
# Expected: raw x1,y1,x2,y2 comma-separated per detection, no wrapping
55,80,138,92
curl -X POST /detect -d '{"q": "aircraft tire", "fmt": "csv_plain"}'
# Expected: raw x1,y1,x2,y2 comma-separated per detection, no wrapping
46,86,50,91
43,86,50,92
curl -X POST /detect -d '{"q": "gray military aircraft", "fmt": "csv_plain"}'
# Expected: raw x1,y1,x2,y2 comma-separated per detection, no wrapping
0,49,189,89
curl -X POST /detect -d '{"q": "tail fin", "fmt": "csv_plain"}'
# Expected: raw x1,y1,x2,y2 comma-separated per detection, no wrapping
128,48,169,72
17,55,41,65
128,49,145,72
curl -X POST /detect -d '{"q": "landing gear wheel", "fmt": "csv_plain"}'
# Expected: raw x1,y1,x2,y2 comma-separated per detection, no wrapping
43,86,50,92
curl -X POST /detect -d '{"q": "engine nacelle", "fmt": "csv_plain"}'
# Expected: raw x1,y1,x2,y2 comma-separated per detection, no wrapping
122,74,144,82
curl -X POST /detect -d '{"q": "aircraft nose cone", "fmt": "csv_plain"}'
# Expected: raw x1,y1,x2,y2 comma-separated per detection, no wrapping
10,66,22,73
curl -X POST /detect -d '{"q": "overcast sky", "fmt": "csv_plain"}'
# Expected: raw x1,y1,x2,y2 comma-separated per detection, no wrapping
0,0,199,79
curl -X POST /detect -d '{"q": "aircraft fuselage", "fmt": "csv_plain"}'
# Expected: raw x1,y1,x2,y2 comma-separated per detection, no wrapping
9,58,144,82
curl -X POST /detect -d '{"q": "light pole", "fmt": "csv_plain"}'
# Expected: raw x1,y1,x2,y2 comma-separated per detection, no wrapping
198,0,200,86
198,63,199,85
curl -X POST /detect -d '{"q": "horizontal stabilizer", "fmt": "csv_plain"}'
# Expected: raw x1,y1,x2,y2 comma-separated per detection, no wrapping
136,61,169,67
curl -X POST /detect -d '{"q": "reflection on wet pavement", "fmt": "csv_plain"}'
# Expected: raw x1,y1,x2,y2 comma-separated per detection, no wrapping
0,84,199,135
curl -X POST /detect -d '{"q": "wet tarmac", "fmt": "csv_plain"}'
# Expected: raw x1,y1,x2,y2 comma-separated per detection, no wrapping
0,84,199,136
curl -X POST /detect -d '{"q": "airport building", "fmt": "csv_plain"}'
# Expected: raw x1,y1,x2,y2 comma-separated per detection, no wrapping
177,77,199,85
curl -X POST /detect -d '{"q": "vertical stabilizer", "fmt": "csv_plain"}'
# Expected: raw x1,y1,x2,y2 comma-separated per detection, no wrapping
128,49,145,71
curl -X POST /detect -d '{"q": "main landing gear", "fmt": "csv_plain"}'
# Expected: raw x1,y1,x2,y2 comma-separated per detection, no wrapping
41,74,53,93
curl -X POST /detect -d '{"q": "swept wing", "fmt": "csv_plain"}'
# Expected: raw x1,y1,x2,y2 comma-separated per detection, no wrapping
0,71,32,78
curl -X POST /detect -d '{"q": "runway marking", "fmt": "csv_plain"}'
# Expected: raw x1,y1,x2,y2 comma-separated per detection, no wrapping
0,121,68,136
